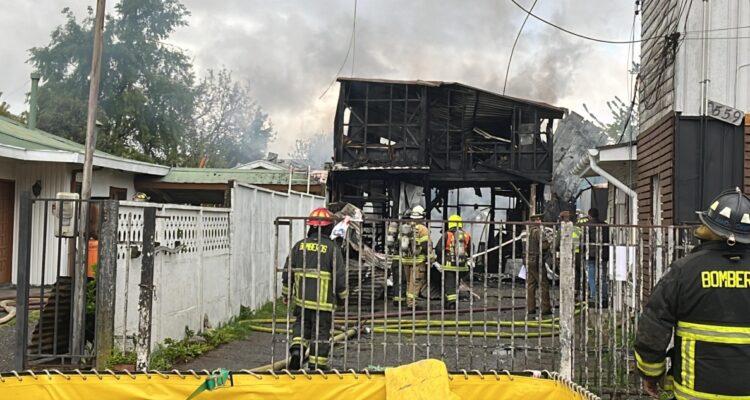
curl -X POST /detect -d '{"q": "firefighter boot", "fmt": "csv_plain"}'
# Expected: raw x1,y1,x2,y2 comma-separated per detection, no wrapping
288,347,303,370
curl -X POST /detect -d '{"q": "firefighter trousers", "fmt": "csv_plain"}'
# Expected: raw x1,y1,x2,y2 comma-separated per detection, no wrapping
526,256,551,314
405,262,426,306
289,307,333,369
443,270,465,304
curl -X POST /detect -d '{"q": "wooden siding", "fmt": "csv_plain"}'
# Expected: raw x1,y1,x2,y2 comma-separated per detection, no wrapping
636,113,675,296
637,114,675,226
639,0,678,132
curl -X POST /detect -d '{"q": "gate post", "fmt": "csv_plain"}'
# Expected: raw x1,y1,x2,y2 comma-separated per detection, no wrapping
14,192,33,371
94,200,119,369
136,207,156,370
558,221,575,379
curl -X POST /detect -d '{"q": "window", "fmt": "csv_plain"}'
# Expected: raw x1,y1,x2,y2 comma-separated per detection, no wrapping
109,187,127,200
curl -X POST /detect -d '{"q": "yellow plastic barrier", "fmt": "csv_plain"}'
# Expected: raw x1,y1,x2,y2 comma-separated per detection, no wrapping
0,368,598,400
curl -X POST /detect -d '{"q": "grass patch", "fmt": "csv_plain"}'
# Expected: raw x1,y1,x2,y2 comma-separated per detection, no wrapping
145,299,286,370
2,310,40,328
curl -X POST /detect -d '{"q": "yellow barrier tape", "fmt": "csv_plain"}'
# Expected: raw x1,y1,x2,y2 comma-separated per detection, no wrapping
0,370,590,400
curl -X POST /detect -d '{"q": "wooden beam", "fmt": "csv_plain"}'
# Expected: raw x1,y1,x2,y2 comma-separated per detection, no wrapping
94,200,118,369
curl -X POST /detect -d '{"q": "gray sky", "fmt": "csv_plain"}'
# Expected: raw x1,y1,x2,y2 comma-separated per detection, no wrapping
0,1,639,154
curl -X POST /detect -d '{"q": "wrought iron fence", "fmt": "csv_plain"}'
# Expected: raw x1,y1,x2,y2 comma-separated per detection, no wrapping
15,193,118,369
262,215,697,398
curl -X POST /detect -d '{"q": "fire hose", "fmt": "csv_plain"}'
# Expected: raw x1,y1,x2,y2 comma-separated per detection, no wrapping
245,305,586,372
0,300,17,325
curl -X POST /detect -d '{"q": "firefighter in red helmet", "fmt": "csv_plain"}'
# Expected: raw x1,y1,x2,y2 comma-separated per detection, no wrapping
282,207,347,371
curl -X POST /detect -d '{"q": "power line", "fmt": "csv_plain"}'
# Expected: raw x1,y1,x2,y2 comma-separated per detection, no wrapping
319,0,358,99
509,0,654,44
617,75,639,144
503,0,539,95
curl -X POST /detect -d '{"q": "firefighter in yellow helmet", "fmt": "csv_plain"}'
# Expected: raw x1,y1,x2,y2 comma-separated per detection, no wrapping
635,188,750,398
435,214,471,309
282,207,347,371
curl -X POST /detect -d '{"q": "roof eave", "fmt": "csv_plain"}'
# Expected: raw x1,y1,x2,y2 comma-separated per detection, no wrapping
0,143,169,176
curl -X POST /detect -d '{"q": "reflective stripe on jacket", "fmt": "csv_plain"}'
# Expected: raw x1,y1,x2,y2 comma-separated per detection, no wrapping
282,233,347,311
634,241,750,397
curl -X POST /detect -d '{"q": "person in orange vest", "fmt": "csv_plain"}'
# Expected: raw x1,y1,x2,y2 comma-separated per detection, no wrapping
435,214,471,309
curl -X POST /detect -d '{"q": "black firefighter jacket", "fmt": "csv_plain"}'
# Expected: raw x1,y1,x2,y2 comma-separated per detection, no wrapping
635,241,750,398
282,233,348,312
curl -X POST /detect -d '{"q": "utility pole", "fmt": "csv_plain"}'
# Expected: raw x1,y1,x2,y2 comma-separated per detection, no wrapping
72,0,106,361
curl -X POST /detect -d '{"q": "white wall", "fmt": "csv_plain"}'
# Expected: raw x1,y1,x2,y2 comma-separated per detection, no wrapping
0,157,140,285
114,202,232,349
229,183,324,314
114,185,324,349
0,157,73,284
675,0,750,115
74,169,137,199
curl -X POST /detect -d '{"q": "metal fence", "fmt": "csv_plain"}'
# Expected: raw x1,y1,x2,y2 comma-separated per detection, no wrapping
262,215,697,397
15,193,118,370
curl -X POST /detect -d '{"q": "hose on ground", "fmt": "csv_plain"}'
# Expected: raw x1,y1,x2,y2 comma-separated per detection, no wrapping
0,300,17,325
243,305,584,339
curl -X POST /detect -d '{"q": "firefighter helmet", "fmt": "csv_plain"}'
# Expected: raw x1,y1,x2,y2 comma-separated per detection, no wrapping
697,188,750,245
132,192,149,202
307,207,334,227
410,205,425,219
448,214,463,229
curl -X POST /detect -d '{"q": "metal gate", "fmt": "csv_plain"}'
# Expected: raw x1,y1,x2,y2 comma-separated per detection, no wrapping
263,214,697,397
14,192,119,370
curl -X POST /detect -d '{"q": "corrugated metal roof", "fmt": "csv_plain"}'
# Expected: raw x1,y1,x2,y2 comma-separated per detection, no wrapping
337,77,566,116
0,116,169,176
152,167,312,185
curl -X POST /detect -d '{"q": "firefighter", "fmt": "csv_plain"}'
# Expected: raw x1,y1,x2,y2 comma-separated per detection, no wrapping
398,206,431,308
282,207,347,371
526,213,552,316
435,214,471,309
582,208,610,308
635,188,750,398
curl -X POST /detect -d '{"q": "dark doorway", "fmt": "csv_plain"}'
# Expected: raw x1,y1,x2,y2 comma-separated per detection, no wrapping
0,180,15,283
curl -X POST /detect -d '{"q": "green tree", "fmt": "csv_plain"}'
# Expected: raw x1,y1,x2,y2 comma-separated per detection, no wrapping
187,69,274,168
30,1,195,164
0,92,19,121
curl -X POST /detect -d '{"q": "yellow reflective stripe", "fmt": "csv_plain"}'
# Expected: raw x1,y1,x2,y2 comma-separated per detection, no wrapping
309,356,328,365
338,289,349,299
687,339,696,389
400,257,426,263
415,236,429,244
406,293,416,299
320,277,329,305
673,380,750,400
290,337,308,346
293,270,332,279
677,321,750,344
634,351,665,377
293,298,334,311
681,338,688,389
443,263,469,272
446,294,458,301
282,286,289,295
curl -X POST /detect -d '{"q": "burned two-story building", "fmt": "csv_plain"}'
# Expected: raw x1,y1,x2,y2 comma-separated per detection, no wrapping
328,77,565,256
